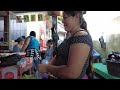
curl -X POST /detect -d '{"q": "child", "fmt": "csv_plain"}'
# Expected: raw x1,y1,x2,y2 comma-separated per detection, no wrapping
41,39,53,64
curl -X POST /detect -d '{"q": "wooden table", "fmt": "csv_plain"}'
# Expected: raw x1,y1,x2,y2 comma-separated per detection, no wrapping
93,63,120,79
17,57,33,78
18,64,33,78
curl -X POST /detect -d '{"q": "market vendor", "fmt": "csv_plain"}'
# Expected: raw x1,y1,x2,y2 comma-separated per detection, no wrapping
21,31,41,74
13,37,25,52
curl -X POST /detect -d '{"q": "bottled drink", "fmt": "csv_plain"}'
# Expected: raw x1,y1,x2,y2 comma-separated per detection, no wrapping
35,70,42,79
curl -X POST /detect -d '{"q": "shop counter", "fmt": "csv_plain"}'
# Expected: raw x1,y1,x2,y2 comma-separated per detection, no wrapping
18,63,33,78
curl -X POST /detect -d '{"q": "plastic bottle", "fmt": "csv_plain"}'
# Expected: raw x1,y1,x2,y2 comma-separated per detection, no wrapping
20,58,25,68
17,61,21,66
35,70,42,79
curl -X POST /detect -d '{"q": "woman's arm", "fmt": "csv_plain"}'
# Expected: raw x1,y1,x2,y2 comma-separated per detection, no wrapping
48,55,57,65
21,37,30,52
38,43,90,79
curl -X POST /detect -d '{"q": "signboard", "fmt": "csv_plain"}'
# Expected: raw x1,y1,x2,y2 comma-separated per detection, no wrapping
31,15,36,21
24,15,29,22
16,16,22,23
38,14,43,21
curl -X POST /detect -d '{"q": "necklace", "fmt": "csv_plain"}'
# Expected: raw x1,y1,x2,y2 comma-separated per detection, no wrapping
71,29,84,37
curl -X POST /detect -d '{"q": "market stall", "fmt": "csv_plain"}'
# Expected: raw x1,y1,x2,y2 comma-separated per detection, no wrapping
0,53,33,79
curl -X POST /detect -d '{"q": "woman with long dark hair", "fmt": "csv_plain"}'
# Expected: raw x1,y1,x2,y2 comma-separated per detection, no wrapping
38,11,93,79
80,17,94,79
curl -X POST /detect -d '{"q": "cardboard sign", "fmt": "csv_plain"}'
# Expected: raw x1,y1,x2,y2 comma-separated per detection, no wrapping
0,66,18,79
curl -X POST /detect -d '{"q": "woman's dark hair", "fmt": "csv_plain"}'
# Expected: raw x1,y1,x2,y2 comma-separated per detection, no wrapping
22,36,26,39
18,41,21,43
80,18,87,30
80,18,93,79
86,56,94,79
64,11,83,16
64,11,93,79
80,17,91,35
64,11,83,25
15,40,20,43
30,31,36,37
15,37,24,44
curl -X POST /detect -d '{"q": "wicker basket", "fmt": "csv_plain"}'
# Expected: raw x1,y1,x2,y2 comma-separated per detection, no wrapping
106,60,120,77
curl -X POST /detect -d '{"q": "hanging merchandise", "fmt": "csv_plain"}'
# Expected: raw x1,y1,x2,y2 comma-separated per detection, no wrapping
58,16,63,21
99,35,106,49
45,14,50,20
52,25,59,42
47,11,52,16
40,37,44,50
38,14,43,21
46,16,52,30
16,16,22,23
40,25,45,50
31,15,36,21
24,15,29,22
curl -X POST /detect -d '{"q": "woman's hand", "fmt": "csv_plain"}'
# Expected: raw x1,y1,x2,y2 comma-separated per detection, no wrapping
38,64,48,74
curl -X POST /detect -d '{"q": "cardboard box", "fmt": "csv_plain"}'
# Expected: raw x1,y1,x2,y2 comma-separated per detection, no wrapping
0,66,18,79
0,57,33,79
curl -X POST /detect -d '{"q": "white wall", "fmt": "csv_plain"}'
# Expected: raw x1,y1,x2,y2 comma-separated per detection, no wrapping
15,12,47,41
26,21,46,41
84,11,120,41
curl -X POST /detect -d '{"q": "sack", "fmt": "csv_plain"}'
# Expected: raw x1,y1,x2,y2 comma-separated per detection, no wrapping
0,54,22,67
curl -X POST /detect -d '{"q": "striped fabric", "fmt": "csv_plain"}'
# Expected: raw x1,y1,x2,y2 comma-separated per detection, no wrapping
26,49,41,61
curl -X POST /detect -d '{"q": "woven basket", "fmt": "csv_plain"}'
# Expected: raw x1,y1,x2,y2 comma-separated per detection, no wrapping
106,60,120,77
